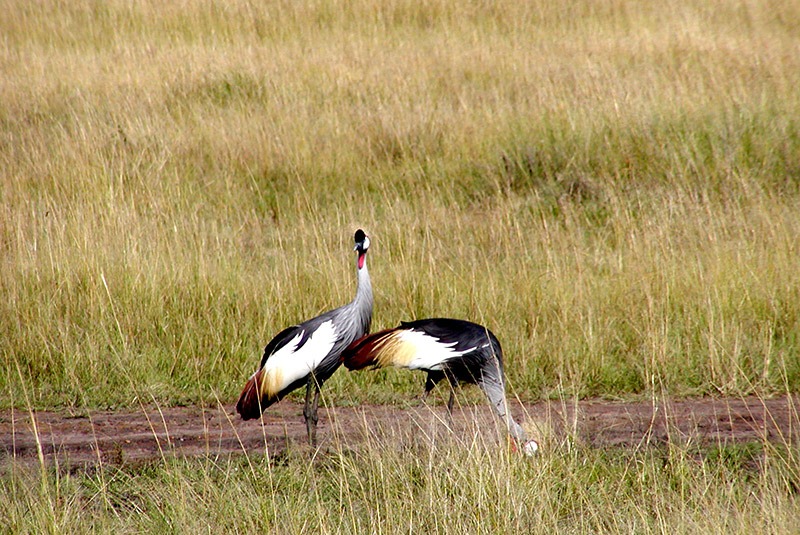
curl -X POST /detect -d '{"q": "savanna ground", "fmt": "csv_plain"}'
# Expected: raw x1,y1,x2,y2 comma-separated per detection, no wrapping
2,396,798,467
3,0,800,532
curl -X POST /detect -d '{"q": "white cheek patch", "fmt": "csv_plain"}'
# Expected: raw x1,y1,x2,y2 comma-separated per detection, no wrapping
361,236,370,250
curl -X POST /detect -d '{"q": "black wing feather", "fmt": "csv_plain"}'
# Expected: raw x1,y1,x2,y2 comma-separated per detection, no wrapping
399,318,505,385
258,324,302,368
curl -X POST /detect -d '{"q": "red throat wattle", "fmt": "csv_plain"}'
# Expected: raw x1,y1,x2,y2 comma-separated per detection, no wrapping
358,253,365,269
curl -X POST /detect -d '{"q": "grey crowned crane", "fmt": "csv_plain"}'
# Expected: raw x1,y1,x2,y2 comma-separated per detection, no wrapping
342,318,538,454
236,229,373,446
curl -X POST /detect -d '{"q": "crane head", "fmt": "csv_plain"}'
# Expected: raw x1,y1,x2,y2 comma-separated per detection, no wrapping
354,229,370,269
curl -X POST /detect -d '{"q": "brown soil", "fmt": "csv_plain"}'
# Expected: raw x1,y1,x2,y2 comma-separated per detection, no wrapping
1,395,797,469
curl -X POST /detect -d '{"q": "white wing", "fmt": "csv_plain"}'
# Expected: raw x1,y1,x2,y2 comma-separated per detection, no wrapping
399,329,477,371
260,320,337,394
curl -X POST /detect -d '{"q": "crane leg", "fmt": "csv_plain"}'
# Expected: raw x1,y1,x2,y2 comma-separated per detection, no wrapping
303,377,321,446
421,371,445,402
446,386,455,415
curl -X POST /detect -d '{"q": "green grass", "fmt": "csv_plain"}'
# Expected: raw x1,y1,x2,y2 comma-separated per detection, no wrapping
2,0,800,530
2,423,799,534
3,0,800,410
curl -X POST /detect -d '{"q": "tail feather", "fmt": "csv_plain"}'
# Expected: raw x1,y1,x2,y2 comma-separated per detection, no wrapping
342,328,397,370
236,369,265,420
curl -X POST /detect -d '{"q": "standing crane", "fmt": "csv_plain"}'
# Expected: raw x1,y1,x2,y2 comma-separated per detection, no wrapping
342,318,538,454
236,229,373,446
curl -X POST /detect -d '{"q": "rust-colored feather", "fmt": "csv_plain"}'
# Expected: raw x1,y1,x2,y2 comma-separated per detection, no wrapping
236,369,265,421
342,328,397,370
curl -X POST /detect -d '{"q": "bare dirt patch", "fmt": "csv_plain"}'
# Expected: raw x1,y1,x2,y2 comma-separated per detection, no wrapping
1,395,797,468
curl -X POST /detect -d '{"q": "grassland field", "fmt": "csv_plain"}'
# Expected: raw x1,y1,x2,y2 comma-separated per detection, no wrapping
2,0,800,532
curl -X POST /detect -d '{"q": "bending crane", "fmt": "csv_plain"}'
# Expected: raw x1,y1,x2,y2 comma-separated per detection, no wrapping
343,318,538,454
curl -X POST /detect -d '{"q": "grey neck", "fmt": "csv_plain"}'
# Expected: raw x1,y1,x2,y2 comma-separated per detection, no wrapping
483,379,527,444
350,255,373,333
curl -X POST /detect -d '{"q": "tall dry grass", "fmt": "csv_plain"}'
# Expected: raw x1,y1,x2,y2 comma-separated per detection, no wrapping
2,403,799,533
2,0,800,410
5,3,800,531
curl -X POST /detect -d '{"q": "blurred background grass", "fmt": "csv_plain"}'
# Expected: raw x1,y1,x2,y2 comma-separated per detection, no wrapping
2,0,800,410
